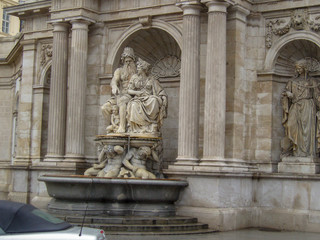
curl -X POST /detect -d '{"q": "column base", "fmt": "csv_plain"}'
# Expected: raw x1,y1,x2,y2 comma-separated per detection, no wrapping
64,154,86,162
165,156,199,172
278,156,320,174
198,157,252,172
13,156,31,166
44,154,65,162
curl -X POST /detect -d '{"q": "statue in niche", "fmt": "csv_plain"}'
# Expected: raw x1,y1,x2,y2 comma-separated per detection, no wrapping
127,58,168,134
121,146,157,179
84,145,124,177
281,58,320,158
101,47,137,133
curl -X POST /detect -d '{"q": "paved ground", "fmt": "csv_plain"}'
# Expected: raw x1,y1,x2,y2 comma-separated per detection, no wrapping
107,229,320,240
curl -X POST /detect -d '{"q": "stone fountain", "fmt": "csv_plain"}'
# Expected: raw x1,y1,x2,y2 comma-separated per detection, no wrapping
39,48,189,223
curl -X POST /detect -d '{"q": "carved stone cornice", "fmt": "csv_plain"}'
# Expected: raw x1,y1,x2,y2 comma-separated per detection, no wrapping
266,9,320,48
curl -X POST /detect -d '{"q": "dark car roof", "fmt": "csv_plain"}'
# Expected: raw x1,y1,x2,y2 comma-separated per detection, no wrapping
0,200,71,234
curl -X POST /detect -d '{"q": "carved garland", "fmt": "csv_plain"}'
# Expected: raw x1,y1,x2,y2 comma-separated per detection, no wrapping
266,9,320,48
40,44,52,66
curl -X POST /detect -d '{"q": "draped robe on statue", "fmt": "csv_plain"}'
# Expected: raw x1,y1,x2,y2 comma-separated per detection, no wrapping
282,78,319,157
127,77,167,134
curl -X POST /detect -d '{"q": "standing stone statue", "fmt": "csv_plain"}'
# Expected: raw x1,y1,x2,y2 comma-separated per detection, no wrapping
101,47,137,133
281,58,320,157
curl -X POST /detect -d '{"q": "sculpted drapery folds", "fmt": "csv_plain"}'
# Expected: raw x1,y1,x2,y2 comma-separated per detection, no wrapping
127,58,168,134
102,49,168,136
281,58,320,157
101,47,137,133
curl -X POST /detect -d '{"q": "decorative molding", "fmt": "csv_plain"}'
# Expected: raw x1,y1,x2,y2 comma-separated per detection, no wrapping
40,44,52,66
266,9,320,48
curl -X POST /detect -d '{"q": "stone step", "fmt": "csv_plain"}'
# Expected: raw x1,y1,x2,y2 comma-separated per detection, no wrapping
104,229,217,235
56,214,213,234
65,215,198,225
82,222,209,232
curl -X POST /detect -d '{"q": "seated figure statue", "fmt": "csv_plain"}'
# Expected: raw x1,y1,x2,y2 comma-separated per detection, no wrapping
127,58,168,134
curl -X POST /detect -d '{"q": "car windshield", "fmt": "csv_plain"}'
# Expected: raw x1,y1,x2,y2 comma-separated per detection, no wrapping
0,200,71,234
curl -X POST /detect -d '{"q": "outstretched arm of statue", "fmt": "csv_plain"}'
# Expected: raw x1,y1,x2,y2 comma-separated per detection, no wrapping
127,89,143,96
122,151,134,171
111,68,121,95
98,146,108,163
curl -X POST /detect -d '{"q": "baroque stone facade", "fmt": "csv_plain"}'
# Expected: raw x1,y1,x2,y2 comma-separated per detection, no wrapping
1,0,320,233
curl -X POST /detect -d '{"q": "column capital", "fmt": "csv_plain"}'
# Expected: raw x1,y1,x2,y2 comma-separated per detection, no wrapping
66,16,95,24
201,0,233,13
177,1,203,16
69,19,91,29
227,4,250,22
51,22,70,32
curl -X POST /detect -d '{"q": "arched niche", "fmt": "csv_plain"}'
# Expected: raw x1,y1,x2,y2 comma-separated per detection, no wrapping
264,31,320,74
104,21,182,168
35,63,51,158
257,33,320,172
106,20,182,74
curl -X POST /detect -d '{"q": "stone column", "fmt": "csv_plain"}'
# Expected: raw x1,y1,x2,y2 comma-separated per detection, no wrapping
201,0,229,163
175,1,202,166
45,22,69,161
65,20,89,161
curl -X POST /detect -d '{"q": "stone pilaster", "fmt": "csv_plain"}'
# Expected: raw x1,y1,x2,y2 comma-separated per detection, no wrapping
224,5,250,160
14,40,37,166
175,1,202,167
201,0,229,163
65,20,90,161
45,22,69,161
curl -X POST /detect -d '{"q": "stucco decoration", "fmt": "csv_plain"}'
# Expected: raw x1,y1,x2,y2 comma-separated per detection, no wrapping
281,57,320,157
266,10,320,48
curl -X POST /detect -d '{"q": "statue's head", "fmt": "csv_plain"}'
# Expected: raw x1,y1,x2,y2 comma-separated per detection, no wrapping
121,47,136,64
114,145,124,155
295,58,320,76
137,58,152,75
138,146,151,158
111,105,119,114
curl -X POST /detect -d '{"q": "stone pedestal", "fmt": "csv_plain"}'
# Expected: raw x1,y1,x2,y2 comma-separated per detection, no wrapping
278,157,320,174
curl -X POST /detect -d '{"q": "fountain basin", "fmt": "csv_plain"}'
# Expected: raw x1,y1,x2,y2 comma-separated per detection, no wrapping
39,175,188,217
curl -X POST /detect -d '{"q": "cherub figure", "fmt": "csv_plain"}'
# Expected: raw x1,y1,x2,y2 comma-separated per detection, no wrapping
106,105,120,133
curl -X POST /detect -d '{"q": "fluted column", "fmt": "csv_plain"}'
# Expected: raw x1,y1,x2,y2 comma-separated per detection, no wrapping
65,20,89,161
45,22,69,161
176,2,202,165
201,0,229,163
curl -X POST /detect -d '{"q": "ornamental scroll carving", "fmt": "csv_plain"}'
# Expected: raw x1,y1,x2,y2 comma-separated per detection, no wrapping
266,9,320,48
